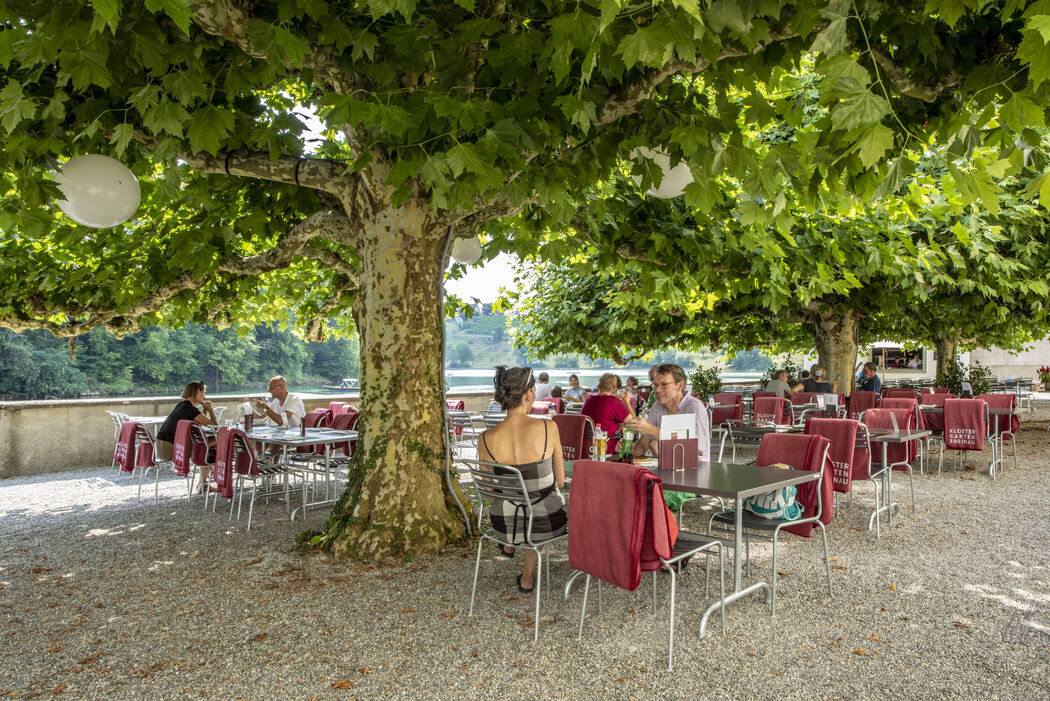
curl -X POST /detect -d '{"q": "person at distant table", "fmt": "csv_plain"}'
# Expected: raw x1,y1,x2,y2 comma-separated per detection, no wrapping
254,375,306,427
856,362,882,394
798,366,836,393
564,374,586,404
156,381,217,472
582,373,636,455
533,372,553,401
764,369,795,398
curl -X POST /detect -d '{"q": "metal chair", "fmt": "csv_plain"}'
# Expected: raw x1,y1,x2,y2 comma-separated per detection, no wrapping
939,399,995,477
464,459,568,642
710,433,834,616
105,410,130,470
569,460,724,671
860,407,918,514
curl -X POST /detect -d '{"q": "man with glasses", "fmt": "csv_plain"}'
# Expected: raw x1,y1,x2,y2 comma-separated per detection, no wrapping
625,363,710,462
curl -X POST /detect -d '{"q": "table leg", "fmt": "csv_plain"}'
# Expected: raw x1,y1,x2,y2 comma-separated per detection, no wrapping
884,443,891,526
698,497,771,639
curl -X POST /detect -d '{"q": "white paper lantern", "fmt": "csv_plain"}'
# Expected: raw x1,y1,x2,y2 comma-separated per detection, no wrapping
631,146,694,199
450,236,483,265
55,154,141,228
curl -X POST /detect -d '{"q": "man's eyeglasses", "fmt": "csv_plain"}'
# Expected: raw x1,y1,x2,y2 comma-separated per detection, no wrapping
654,381,678,388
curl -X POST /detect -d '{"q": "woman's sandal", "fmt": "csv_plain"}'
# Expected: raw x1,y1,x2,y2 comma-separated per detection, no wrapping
497,545,515,559
517,574,535,594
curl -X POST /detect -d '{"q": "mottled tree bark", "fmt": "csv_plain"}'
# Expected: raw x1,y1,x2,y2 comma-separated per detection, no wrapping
326,202,466,559
807,306,860,397
934,334,959,381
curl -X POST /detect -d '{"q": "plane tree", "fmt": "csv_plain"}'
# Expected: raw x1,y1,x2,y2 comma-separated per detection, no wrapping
1,1,1049,557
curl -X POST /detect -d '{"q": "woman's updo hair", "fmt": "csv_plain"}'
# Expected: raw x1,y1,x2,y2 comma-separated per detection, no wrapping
181,381,206,401
493,365,535,410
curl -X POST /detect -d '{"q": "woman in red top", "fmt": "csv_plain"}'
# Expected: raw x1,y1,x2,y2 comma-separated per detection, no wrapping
581,373,637,455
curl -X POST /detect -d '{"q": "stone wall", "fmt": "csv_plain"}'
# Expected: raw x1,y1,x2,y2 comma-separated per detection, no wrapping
0,390,494,479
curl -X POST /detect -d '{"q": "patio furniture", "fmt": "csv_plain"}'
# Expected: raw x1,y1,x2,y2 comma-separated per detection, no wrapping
634,461,820,637
551,414,595,462
568,459,725,672
939,399,993,477
710,433,834,616
977,393,1019,473
463,459,568,642
861,408,919,515
847,391,878,420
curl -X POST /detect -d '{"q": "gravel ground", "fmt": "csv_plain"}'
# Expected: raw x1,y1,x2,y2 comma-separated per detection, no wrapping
2,410,1049,700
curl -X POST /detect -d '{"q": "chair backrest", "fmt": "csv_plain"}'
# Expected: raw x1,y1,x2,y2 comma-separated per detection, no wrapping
877,397,926,430
883,388,920,401
114,421,156,472
862,408,917,465
564,403,584,415
711,393,743,424
976,393,1019,435
920,392,953,433
755,433,833,537
943,399,988,451
530,400,553,415
172,419,210,476
447,409,473,436
464,459,541,545
329,401,350,415
638,389,651,403
851,423,872,482
106,410,130,440
551,414,594,461
932,387,950,393
791,391,819,406
753,396,788,425
803,417,859,494
213,427,236,499
304,408,331,428
328,412,360,456
229,428,259,477
445,399,465,411
567,460,674,591
751,391,777,401
546,397,564,414
848,391,878,420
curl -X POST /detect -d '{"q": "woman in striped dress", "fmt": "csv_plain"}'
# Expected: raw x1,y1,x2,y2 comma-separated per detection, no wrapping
478,366,567,594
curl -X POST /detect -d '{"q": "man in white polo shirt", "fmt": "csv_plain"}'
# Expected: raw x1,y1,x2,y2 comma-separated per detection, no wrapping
253,375,306,427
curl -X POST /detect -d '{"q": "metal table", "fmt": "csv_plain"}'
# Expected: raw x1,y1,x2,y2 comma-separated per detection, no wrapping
649,462,819,638
867,429,930,532
244,426,358,519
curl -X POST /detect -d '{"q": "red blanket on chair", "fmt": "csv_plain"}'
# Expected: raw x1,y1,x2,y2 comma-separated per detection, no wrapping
568,461,677,591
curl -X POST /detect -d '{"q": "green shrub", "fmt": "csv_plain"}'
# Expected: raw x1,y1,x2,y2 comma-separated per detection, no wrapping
689,365,722,399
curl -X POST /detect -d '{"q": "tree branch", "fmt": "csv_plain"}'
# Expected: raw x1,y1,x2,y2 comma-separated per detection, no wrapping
867,45,964,103
186,0,357,94
180,151,346,195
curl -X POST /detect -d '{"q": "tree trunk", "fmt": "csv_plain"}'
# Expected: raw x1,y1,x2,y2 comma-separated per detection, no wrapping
325,201,467,559
808,306,860,397
934,335,958,380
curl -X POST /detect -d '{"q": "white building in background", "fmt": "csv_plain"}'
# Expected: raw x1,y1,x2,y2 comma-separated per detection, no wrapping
854,339,1048,382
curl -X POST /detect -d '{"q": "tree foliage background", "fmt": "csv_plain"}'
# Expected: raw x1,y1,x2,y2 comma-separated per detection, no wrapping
0,324,359,399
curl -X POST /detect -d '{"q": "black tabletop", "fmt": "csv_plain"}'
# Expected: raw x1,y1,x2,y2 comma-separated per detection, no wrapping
647,461,819,500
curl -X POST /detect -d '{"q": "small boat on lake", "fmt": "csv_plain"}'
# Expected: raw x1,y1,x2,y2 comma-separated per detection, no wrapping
322,378,359,391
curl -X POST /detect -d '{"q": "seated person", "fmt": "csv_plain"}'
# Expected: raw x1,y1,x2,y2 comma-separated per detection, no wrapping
797,366,836,393
550,386,563,398
156,381,217,481
581,373,636,455
253,375,306,427
625,376,640,395
625,363,711,462
477,366,567,594
764,369,795,398
533,372,552,400
563,374,587,403
856,361,882,393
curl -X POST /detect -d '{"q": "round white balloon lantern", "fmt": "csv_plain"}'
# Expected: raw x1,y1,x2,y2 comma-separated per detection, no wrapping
55,154,141,228
631,147,694,199
451,236,483,265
